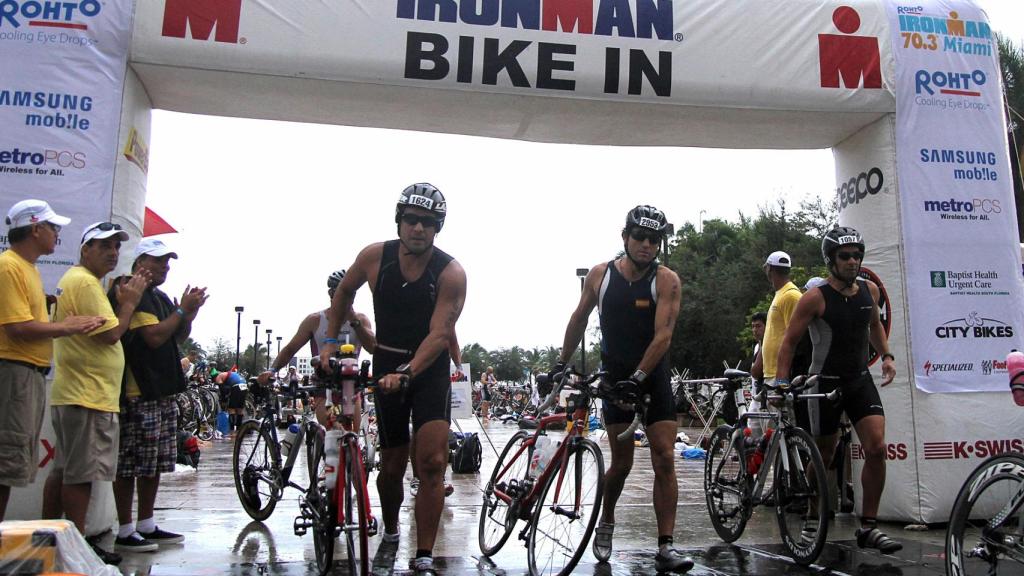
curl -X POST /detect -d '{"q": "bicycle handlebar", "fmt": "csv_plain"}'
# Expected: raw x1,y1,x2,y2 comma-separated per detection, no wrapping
535,367,606,415
781,375,841,404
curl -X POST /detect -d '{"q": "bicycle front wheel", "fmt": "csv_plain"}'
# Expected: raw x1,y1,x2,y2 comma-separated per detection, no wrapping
343,442,369,576
774,427,828,566
705,425,750,542
233,421,279,521
479,430,531,556
527,438,604,576
308,432,336,576
946,452,1024,576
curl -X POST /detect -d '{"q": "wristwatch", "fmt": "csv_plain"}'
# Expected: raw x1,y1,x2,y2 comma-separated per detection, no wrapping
349,319,362,329
395,363,412,376
881,353,895,362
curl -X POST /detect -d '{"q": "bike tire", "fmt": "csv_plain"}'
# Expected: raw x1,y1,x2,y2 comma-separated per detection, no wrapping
773,427,829,566
309,430,336,576
527,438,604,576
704,425,750,542
945,452,1024,576
479,430,531,556
343,442,369,576
232,420,279,521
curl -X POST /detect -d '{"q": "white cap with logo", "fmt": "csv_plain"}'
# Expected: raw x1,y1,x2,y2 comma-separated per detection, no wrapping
81,222,129,245
134,238,178,260
5,199,71,229
764,251,792,268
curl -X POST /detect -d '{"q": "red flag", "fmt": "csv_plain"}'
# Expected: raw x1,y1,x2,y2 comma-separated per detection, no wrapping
143,207,177,237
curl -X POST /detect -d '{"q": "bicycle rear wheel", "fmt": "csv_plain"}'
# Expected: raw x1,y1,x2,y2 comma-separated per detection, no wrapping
527,438,604,576
343,442,369,576
946,452,1024,576
704,425,750,542
232,421,279,520
773,427,828,566
479,430,531,556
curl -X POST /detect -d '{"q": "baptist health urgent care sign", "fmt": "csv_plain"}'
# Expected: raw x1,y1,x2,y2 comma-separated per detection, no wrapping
887,2,1024,394
0,0,133,288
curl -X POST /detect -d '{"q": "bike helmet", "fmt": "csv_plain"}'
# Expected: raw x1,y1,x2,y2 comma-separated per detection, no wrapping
625,205,669,233
327,269,345,297
395,183,447,231
821,226,866,268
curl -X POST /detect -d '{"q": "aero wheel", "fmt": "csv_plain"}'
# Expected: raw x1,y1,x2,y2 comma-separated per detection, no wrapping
479,430,532,556
527,438,604,576
233,421,279,521
946,452,1024,576
343,442,369,576
774,427,828,566
704,425,750,543
310,433,336,576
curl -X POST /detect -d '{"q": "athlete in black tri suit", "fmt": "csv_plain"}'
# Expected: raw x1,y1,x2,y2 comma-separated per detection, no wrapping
775,226,900,554
319,183,466,575
552,205,693,573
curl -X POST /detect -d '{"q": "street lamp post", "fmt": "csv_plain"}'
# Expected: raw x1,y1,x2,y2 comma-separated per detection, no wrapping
234,306,244,369
699,209,707,234
276,336,282,357
252,319,260,375
576,267,589,373
265,329,273,370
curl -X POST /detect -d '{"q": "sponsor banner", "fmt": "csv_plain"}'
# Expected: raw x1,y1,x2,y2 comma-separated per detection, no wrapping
886,0,1024,393
132,0,894,113
450,362,473,419
0,0,134,289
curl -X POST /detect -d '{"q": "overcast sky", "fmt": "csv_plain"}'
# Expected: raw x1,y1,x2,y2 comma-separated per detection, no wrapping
142,1,1022,362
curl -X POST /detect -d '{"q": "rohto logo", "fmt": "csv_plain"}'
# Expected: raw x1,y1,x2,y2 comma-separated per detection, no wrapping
162,0,241,43
818,6,882,89
0,0,101,30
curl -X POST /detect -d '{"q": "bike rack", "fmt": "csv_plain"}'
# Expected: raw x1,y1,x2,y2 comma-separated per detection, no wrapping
672,371,732,445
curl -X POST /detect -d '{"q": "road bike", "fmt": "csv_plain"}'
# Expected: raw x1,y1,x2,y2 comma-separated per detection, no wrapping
479,367,647,576
704,370,831,565
294,346,380,576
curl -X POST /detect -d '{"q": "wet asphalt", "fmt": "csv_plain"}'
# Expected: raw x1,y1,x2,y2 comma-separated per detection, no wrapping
95,417,958,575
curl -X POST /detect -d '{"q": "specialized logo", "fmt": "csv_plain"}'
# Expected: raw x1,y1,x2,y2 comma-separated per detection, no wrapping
162,0,242,43
934,312,1014,339
836,167,884,213
396,0,677,41
923,438,1024,460
818,6,881,89
915,69,985,97
922,360,974,376
0,0,101,30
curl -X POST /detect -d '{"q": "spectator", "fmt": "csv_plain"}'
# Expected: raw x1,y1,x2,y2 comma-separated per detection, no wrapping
109,238,208,552
41,222,149,564
0,200,104,522
746,311,767,372
750,251,801,434
180,349,198,379
478,366,496,422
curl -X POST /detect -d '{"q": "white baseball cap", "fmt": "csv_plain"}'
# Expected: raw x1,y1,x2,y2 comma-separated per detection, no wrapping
134,238,178,259
81,221,129,245
764,251,792,268
5,199,71,229
803,276,827,291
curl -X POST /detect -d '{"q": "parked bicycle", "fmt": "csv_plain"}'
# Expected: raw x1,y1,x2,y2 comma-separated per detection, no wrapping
704,370,831,565
176,381,220,441
479,366,647,576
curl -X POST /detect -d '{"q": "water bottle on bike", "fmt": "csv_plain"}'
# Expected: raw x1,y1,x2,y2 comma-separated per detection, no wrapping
747,428,774,475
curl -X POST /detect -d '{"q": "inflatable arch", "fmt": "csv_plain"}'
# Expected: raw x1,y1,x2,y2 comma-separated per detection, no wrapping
1,0,1022,523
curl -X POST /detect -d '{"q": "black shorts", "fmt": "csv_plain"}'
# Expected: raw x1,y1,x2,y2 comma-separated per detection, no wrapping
228,385,247,409
797,372,884,437
481,385,491,401
374,350,451,450
601,365,675,427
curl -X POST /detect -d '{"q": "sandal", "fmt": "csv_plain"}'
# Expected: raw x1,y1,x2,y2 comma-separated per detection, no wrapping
856,527,903,554
592,521,614,562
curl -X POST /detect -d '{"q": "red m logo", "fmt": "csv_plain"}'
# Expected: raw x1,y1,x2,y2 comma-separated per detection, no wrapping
162,0,241,43
818,6,881,89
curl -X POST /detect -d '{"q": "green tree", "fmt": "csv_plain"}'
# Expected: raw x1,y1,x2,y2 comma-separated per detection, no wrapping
997,34,1024,240
239,343,269,377
205,337,235,370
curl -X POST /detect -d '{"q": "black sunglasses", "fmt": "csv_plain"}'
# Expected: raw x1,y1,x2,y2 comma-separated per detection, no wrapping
629,229,663,244
81,222,123,243
836,251,864,261
401,213,439,228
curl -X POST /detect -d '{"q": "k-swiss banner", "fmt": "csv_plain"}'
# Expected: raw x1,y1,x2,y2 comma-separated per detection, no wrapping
0,0,134,288
887,1,1024,393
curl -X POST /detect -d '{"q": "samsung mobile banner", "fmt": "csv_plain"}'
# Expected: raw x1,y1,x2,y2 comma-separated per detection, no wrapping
0,0,134,289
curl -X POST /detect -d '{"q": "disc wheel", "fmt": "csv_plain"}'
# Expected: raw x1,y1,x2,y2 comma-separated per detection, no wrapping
704,425,750,542
479,430,532,556
774,427,829,566
945,452,1024,576
527,437,604,576
232,420,279,521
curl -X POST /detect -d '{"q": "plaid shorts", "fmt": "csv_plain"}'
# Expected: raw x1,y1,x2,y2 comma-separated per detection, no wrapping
117,396,178,478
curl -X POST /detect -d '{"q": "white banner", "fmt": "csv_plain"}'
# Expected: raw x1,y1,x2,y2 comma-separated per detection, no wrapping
450,362,473,419
0,0,134,289
887,0,1024,393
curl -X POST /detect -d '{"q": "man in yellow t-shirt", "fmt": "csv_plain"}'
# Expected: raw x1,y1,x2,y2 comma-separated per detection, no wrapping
40,222,148,563
751,251,801,432
0,199,103,523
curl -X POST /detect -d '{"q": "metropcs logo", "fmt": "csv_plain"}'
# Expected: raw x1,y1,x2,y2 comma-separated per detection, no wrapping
923,197,1001,221
934,312,1014,339
836,167,884,214
162,0,242,43
0,146,85,175
0,0,101,30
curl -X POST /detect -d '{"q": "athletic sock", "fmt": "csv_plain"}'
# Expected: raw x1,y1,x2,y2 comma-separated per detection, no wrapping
136,517,155,534
117,523,135,539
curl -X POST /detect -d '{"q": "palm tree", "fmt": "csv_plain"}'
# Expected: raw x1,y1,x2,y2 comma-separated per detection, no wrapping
997,34,1024,240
